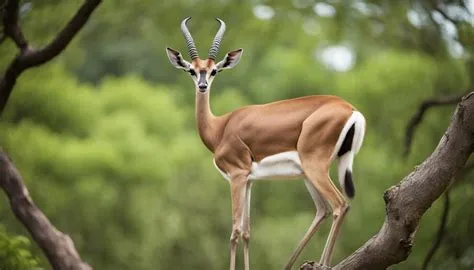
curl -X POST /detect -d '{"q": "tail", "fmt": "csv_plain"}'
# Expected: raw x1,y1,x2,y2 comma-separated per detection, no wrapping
332,111,366,199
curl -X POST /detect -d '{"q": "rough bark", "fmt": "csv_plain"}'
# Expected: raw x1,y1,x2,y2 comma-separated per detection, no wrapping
0,152,92,270
304,91,474,270
1,0,101,269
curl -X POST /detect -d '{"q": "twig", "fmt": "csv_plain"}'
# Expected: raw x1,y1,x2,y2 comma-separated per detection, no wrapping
421,158,472,269
0,151,92,269
422,189,450,270
403,92,469,157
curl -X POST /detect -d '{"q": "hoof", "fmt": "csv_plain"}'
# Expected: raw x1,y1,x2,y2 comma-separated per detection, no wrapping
299,261,331,270
299,261,315,270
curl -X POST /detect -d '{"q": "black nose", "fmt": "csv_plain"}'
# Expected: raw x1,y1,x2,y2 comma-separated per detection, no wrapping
198,83,208,90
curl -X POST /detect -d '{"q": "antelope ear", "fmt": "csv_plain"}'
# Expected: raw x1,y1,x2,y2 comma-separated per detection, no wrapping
216,48,243,71
166,47,191,70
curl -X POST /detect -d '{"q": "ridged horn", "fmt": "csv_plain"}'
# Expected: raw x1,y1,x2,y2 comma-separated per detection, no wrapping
180,17,199,60
208,18,226,60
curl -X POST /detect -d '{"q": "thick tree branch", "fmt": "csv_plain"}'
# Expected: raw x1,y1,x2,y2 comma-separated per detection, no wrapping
303,92,474,269
0,151,92,270
0,0,102,114
403,92,468,157
0,0,101,269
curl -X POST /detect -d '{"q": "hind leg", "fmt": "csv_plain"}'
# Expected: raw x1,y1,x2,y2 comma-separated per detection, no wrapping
284,179,330,270
297,105,352,266
300,158,349,266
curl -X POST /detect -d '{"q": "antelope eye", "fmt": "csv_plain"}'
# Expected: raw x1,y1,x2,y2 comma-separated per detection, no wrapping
189,69,196,76
210,69,217,76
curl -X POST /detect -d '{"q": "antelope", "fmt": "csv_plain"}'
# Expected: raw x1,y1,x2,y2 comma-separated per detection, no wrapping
166,17,366,270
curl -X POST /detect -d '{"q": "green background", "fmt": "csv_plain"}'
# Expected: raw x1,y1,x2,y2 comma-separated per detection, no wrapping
0,0,473,269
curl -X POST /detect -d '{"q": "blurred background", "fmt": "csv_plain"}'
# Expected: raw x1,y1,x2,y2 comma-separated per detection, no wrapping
0,0,473,269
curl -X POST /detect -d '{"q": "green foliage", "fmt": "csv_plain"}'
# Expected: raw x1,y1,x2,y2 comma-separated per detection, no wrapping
0,225,41,270
0,0,473,269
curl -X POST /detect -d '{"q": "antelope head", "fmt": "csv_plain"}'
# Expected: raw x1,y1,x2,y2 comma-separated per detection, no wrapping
166,17,243,93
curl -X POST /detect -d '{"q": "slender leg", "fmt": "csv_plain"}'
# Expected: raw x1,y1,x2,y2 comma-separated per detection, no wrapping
284,179,330,270
229,175,248,270
319,202,349,266
300,161,347,267
307,170,347,266
242,181,253,270
295,109,353,267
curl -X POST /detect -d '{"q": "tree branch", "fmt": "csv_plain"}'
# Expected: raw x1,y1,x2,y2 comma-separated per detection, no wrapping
303,92,474,269
0,0,101,269
0,0,102,115
18,0,101,68
2,0,29,51
0,151,92,270
422,189,450,270
403,92,469,157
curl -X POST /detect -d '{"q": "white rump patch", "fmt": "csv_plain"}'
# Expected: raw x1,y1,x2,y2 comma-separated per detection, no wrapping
333,110,366,194
330,110,366,160
213,151,304,181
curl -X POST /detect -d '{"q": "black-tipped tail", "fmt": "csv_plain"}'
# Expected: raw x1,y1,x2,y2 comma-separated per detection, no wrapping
344,170,355,199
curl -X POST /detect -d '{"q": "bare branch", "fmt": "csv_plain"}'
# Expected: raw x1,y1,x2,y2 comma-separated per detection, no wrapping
2,0,29,51
0,0,102,115
403,92,469,157
302,92,474,269
422,190,450,270
19,0,101,68
0,1,101,269
0,151,92,270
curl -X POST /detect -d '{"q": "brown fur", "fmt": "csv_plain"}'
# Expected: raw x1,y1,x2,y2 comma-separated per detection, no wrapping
191,58,215,71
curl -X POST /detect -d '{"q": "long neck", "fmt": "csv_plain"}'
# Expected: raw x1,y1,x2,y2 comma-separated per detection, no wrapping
195,90,224,152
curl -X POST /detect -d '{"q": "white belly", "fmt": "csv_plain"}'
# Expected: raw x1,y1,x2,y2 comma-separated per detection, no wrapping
213,151,304,181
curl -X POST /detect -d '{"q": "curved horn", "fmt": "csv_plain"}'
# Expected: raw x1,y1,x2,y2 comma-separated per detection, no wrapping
180,17,199,60
208,18,226,60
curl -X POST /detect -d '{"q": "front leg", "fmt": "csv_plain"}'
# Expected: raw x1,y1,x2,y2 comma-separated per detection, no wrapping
229,174,249,270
